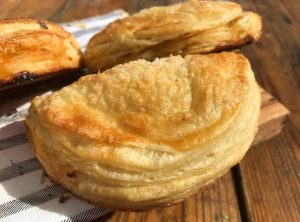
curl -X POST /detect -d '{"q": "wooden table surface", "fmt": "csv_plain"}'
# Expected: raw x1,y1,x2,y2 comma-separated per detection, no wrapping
1,0,299,221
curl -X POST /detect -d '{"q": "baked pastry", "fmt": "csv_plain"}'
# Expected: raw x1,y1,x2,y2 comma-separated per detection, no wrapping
84,1,262,72
26,52,260,210
0,18,81,88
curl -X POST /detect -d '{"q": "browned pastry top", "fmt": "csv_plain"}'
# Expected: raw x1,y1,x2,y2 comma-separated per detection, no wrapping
0,18,81,87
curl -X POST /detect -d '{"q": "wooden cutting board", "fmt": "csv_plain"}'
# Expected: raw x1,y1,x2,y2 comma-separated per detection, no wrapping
254,88,289,145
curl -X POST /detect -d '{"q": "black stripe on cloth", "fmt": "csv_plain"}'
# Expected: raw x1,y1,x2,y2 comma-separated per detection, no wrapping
61,207,112,222
0,133,28,151
0,158,41,182
0,184,67,219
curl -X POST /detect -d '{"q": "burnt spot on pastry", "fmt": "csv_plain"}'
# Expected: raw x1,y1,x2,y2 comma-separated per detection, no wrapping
211,35,256,53
12,71,38,84
59,194,71,203
0,80,6,88
37,20,48,29
66,171,77,178
0,70,38,87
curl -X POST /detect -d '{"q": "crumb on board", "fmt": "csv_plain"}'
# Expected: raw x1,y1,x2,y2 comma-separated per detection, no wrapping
222,215,231,220
76,21,86,29
59,193,71,203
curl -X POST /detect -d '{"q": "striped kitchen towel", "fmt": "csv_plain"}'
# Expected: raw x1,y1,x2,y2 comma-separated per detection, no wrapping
0,10,128,222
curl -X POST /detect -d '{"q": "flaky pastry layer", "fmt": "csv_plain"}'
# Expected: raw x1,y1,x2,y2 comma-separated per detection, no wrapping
26,52,260,210
84,1,262,72
0,18,81,87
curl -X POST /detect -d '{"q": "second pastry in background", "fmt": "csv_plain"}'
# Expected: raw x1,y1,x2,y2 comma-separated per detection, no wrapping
84,0,262,72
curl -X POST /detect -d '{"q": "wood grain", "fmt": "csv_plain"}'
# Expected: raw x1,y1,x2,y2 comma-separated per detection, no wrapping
235,0,300,129
0,0,66,20
254,88,289,145
234,0,300,221
237,122,300,222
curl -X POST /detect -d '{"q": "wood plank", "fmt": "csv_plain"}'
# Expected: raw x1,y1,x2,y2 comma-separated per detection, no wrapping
235,0,300,129
104,172,241,222
254,88,289,145
234,0,300,221
0,0,66,20
236,122,300,222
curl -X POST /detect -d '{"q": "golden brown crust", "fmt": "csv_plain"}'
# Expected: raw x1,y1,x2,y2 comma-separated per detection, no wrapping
26,52,260,210
84,1,262,72
0,18,82,87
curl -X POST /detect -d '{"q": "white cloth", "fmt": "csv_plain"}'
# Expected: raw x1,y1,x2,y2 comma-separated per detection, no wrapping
0,10,128,222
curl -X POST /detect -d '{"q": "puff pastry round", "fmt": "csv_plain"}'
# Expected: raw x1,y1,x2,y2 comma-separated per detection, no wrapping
0,18,81,87
26,52,260,210
84,1,262,72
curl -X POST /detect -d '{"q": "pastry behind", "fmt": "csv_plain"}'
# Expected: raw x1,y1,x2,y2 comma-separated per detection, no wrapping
0,18,81,88
26,52,260,210
84,1,262,72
